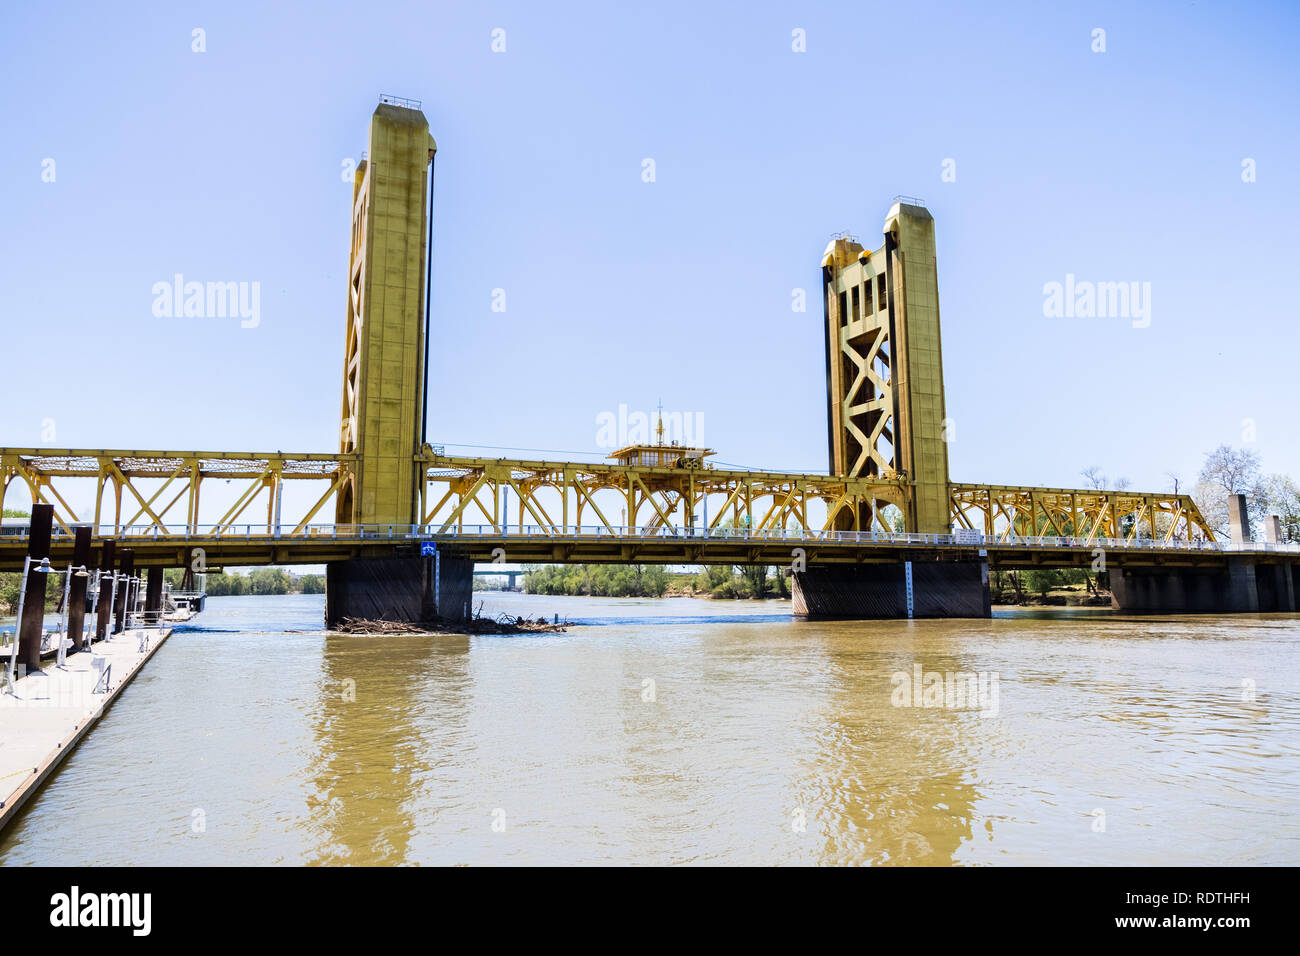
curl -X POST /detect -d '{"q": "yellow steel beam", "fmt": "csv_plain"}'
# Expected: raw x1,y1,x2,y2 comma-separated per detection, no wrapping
631,474,674,530
0,448,1219,547
291,470,352,536
119,461,186,530
436,472,491,533
213,468,273,534
571,478,617,533
506,475,555,532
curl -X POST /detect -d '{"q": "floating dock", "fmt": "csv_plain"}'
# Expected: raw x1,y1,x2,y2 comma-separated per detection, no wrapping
0,624,174,832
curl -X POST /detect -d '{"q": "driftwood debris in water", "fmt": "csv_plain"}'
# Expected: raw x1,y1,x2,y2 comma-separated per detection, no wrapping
335,611,568,636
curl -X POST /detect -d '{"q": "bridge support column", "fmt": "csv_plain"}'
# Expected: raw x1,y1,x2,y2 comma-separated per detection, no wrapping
94,541,115,641
325,553,473,628
792,558,991,619
1107,560,1289,612
1228,559,1260,612
67,526,91,651
145,568,164,626
16,504,54,671
1255,563,1296,612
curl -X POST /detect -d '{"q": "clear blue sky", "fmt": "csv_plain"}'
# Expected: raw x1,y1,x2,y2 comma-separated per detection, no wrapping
3,0,1298,502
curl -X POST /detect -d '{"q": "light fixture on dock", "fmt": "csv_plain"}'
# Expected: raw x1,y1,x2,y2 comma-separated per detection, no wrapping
7,554,65,693
56,564,91,669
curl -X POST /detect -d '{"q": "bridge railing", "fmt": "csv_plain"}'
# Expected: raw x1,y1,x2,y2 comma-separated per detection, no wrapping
423,525,1298,554
4,522,1298,553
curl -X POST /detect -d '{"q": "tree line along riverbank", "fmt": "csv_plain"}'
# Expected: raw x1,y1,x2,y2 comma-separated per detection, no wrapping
518,564,791,600
0,567,323,615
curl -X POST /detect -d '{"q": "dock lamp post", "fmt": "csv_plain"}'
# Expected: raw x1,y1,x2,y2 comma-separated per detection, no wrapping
55,564,90,669
106,571,120,638
89,569,102,635
124,575,140,630
125,574,146,631
133,574,145,628
133,574,145,629
6,556,53,695
121,575,133,630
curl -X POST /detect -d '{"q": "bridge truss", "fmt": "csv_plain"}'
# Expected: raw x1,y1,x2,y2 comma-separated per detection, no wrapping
0,449,349,538
1,447,1216,547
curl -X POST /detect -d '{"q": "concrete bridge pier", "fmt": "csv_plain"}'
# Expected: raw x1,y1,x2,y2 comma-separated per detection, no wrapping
792,558,991,619
325,552,474,628
1109,560,1296,613
1229,559,1260,612
1109,563,1248,612
1258,563,1297,612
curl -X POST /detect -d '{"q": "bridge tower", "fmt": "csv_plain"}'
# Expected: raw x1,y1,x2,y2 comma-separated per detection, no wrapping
821,200,950,533
336,101,436,528
326,100,472,624
797,200,989,619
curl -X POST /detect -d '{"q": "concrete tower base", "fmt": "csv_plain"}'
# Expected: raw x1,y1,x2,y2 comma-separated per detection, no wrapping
792,559,991,619
325,554,474,628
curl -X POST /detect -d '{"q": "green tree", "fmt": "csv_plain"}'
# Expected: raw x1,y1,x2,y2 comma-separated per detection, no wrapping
1257,474,1300,542
741,565,769,598
1059,566,1096,594
642,566,669,597
248,567,291,595
300,574,326,594
1,508,40,613
1024,569,1059,598
524,563,698,598
1,572,53,615
695,565,733,594
878,505,905,533
205,571,249,596
772,567,790,598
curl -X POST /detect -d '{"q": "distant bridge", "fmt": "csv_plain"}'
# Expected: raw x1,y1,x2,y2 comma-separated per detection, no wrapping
473,567,524,588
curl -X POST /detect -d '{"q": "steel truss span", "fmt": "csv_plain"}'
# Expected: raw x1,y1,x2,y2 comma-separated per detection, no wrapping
1,447,1262,572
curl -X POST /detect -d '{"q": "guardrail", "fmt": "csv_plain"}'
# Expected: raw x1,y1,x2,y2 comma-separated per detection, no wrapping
378,93,421,109
2,523,1298,553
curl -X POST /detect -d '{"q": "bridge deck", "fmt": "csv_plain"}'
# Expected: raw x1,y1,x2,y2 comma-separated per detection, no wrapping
1,524,1294,572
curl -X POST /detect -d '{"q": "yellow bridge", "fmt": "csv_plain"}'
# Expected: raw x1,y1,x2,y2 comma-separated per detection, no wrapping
0,446,1237,569
2,98,1296,637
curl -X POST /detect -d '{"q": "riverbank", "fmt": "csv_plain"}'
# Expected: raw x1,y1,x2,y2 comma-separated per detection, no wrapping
991,587,1111,608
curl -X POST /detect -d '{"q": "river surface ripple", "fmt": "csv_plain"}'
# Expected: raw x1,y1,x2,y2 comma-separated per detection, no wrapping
2,593,1296,865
